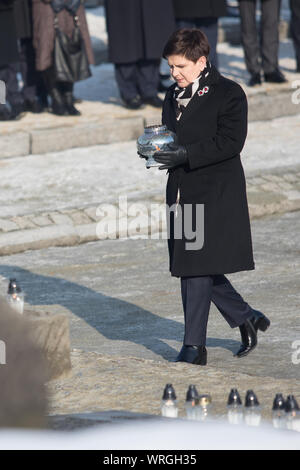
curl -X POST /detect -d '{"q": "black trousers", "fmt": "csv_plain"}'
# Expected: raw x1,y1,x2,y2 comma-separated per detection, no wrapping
19,37,47,105
290,0,300,69
238,0,281,75
181,275,253,346
115,59,160,101
176,18,219,68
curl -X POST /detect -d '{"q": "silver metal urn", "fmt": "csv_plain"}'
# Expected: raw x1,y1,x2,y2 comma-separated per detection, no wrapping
137,125,177,168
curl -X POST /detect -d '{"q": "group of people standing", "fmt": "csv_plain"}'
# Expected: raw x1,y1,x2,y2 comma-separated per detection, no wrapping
0,0,300,119
0,0,94,120
105,0,300,109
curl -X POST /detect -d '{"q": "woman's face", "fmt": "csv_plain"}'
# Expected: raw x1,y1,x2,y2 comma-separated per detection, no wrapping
167,55,207,88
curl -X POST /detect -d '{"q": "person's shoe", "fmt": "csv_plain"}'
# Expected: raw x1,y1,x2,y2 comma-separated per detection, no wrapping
64,92,81,116
235,310,270,358
264,69,287,83
0,102,24,121
23,98,44,114
122,95,144,110
0,104,13,121
50,88,68,116
142,95,164,108
10,102,25,120
248,73,261,87
175,345,207,365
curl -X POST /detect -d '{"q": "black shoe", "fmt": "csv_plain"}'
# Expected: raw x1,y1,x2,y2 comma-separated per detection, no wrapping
248,73,261,87
175,345,207,365
50,88,68,116
264,69,287,83
122,95,144,110
142,95,164,108
23,98,44,114
64,92,81,116
235,310,270,358
0,104,13,121
9,102,25,120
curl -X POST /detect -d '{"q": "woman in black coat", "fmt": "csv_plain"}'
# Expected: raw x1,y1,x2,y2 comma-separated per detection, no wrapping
153,29,270,365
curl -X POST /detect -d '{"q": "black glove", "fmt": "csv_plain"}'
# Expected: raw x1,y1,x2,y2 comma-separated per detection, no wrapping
153,143,188,170
137,151,148,160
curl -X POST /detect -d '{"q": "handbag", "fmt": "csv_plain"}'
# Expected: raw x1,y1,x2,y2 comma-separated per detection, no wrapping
53,13,91,83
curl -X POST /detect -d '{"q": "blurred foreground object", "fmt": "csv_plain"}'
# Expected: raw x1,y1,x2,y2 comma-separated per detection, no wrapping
0,297,48,428
6,278,24,314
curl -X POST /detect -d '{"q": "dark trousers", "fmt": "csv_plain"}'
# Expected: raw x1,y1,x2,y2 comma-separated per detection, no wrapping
115,59,160,101
181,275,253,346
176,18,219,68
290,0,300,70
239,0,281,75
19,37,47,105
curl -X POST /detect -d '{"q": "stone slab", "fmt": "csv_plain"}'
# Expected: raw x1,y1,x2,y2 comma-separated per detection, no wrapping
30,117,144,154
0,225,79,255
24,309,72,381
0,131,30,158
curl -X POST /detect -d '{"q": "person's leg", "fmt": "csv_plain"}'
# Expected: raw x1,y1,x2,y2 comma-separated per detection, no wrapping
42,66,67,116
136,59,162,107
210,274,253,328
290,0,300,71
195,17,219,68
211,274,270,357
19,37,47,112
260,0,281,74
115,62,139,98
175,18,195,29
239,0,261,77
181,275,213,346
58,81,80,116
176,275,213,365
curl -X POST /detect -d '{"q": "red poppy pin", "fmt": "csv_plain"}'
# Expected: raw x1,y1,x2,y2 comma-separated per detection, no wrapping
198,86,209,96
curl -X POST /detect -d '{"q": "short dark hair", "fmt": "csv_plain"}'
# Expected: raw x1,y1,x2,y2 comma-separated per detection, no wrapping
163,28,210,63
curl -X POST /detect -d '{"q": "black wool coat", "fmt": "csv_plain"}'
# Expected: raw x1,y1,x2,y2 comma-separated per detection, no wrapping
162,66,255,277
13,0,32,39
0,0,19,66
104,0,175,64
173,0,227,18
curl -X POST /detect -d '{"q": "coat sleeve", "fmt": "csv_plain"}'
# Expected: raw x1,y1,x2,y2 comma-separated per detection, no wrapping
185,84,248,170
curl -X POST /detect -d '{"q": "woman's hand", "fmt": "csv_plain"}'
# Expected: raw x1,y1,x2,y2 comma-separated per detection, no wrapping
154,143,188,170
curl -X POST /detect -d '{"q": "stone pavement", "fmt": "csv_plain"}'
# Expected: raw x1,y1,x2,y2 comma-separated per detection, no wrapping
0,161,299,256
0,210,299,429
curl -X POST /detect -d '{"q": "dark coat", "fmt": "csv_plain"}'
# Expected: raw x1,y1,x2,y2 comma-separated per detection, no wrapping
32,0,94,71
0,0,19,66
173,0,227,18
162,66,255,277
104,0,175,64
13,0,32,39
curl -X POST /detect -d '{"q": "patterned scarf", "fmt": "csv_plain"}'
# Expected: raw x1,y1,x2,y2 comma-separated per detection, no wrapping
174,61,211,120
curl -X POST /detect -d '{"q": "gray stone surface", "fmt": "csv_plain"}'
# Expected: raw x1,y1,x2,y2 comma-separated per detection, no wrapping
24,309,72,381
0,210,299,424
30,117,144,154
0,131,30,158
0,298,48,428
